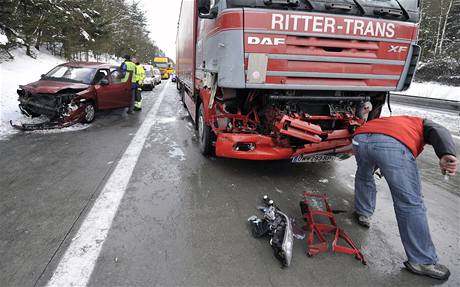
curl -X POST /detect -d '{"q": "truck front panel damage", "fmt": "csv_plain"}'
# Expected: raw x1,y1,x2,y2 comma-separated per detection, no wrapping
208,88,378,162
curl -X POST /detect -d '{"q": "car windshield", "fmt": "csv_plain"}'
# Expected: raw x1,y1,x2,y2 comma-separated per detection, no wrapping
362,0,417,10
44,66,97,84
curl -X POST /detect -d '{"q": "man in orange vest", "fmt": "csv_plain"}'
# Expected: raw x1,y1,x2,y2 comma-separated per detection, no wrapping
352,116,458,281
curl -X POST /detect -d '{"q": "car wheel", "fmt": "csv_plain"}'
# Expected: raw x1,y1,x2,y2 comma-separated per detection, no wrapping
82,102,96,123
198,103,214,156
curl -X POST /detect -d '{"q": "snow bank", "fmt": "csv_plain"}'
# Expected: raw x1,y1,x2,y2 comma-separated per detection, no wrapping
0,48,64,139
0,30,8,45
401,82,459,101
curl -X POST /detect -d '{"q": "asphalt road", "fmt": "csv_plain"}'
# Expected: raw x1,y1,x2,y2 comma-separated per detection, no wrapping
0,81,459,287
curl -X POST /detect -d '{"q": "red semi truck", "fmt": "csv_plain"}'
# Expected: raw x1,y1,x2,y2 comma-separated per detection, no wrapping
176,0,420,162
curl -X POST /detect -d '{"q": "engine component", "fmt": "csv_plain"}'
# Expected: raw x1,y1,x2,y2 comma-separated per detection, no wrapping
248,195,294,267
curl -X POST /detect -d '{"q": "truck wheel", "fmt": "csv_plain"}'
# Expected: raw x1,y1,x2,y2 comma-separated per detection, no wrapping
82,102,96,123
198,103,214,155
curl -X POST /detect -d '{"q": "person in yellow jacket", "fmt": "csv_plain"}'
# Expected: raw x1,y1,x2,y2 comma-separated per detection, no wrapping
121,55,137,114
134,62,145,111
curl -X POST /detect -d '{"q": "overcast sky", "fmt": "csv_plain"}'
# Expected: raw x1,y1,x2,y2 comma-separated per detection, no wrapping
139,0,182,62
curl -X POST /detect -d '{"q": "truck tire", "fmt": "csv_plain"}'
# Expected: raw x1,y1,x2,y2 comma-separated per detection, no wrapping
198,103,214,155
82,102,96,123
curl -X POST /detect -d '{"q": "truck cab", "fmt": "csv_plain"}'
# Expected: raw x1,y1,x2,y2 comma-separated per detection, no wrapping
176,0,420,162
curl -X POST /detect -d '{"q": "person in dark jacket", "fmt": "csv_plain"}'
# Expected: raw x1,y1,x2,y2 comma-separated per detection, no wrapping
352,116,458,281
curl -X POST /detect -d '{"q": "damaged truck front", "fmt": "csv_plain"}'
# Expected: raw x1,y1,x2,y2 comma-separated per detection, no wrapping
176,0,421,162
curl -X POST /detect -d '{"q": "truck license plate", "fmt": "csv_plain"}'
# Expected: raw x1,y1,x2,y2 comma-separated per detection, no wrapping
291,153,351,163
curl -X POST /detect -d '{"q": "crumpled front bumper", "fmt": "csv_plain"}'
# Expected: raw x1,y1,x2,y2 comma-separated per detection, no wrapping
215,133,353,161
215,134,293,160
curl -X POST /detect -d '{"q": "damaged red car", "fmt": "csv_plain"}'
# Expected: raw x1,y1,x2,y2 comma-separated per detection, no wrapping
14,62,132,130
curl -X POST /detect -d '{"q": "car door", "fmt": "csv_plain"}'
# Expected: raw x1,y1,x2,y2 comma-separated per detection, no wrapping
108,67,132,108
94,69,119,110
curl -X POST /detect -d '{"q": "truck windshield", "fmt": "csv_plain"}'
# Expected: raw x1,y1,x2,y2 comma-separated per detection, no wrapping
363,0,417,10
43,66,96,84
155,63,168,69
226,0,418,13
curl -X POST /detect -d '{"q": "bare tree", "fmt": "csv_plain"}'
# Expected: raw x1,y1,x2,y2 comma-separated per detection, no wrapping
439,0,454,54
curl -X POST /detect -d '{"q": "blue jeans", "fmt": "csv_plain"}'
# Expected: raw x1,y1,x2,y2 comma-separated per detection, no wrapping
353,133,438,264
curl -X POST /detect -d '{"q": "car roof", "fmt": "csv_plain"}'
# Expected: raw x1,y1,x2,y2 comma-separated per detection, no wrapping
61,62,115,69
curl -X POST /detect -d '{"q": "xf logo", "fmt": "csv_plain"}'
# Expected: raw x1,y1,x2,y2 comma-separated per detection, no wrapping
388,45,408,53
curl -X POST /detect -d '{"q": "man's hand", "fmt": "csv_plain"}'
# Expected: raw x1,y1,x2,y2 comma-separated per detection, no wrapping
440,155,458,176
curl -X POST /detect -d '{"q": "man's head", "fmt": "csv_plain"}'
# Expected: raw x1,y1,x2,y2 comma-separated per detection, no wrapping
123,54,131,61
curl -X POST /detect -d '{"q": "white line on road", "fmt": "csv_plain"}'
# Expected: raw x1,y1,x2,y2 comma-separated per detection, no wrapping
453,134,460,141
46,81,170,287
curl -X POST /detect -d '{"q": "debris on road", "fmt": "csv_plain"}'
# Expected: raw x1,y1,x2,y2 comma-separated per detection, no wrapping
10,116,82,131
300,193,366,265
248,195,294,267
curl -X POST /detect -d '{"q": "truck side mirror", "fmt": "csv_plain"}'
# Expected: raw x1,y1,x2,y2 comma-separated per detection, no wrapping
198,0,217,19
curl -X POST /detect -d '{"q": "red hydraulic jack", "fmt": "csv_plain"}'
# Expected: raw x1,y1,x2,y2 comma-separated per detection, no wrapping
300,192,366,265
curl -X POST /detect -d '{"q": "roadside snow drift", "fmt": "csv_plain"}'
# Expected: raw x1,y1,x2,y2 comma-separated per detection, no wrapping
402,82,460,101
0,48,64,139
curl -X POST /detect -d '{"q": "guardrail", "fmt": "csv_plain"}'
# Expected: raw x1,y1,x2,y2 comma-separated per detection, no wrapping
390,93,460,113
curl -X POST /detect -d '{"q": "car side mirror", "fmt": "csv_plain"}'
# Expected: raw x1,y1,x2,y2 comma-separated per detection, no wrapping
41,74,46,79
198,0,217,19
100,79,109,86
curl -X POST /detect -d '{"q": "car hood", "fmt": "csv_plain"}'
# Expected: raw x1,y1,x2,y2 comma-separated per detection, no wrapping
20,80,90,94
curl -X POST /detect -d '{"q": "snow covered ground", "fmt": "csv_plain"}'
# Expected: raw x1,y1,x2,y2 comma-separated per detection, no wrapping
401,82,459,101
0,48,65,139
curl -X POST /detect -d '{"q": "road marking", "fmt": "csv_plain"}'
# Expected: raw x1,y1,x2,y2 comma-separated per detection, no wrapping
453,134,460,141
46,81,170,287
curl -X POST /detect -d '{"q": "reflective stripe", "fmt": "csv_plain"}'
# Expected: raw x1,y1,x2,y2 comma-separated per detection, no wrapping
264,71,400,80
245,53,405,66
122,61,136,83
136,65,145,84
